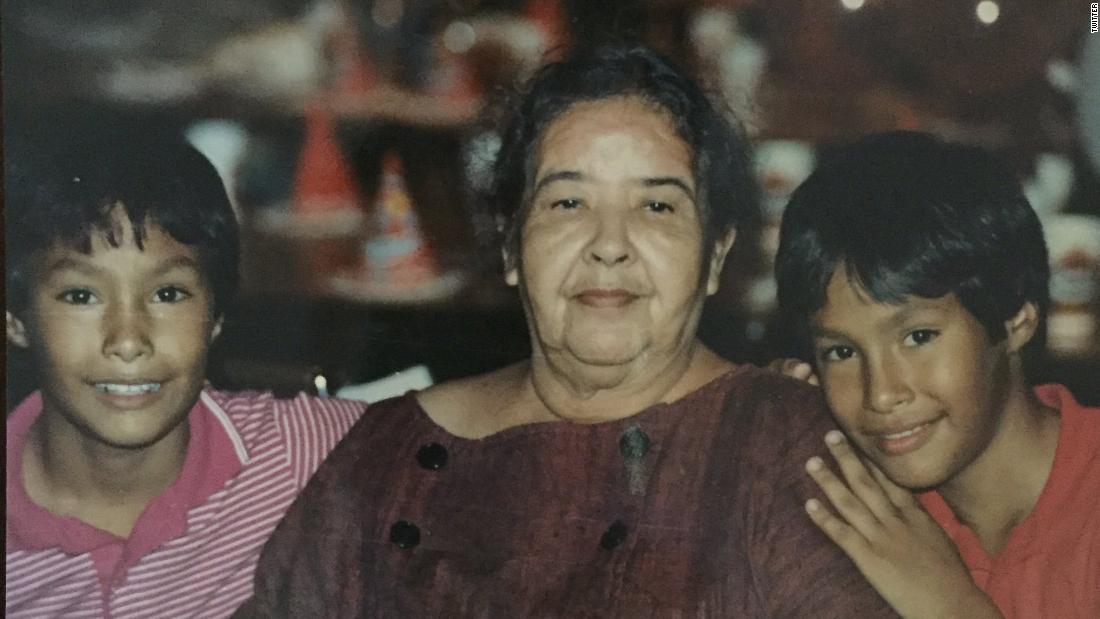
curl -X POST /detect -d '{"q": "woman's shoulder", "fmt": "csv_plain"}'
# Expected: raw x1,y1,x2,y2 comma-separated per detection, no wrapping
717,364,840,465
723,363,828,411
415,362,534,438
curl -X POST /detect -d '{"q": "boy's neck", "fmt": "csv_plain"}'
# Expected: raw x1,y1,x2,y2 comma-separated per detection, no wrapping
22,409,191,539
937,384,1061,556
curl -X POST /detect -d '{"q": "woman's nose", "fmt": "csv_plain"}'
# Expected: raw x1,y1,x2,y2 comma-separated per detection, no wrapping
586,212,633,266
102,305,154,362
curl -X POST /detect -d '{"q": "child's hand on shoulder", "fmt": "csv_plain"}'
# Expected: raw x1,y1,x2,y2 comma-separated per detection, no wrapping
765,358,819,386
804,431,1004,619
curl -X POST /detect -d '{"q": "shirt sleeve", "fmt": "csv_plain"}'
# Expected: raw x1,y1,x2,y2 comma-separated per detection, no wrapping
736,375,901,618
276,394,368,490
234,397,388,618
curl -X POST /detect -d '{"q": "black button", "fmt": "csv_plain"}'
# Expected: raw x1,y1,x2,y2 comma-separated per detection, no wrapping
600,519,628,550
618,426,650,460
416,443,448,470
389,521,421,549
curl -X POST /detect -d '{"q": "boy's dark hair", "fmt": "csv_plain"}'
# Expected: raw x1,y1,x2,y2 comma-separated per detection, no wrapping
6,135,240,318
480,44,759,273
775,131,1050,360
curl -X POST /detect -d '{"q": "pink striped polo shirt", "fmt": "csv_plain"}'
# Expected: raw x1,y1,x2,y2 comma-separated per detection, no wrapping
6,388,367,618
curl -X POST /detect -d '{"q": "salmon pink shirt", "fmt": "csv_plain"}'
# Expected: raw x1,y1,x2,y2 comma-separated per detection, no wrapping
919,384,1100,619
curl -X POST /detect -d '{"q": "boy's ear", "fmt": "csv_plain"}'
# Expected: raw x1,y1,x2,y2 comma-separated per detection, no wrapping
706,231,737,296
502,247,518,287
1004,301,1040,353
7,311,30,348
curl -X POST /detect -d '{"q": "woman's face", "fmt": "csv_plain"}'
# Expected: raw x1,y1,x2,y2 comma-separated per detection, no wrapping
508,97,732,370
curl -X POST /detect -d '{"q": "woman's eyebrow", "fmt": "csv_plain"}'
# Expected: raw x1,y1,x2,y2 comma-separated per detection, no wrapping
640,176,695,201
532,170,584,196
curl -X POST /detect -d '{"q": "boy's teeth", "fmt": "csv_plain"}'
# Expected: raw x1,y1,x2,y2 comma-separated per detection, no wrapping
884,424,925,439
96,383,161,395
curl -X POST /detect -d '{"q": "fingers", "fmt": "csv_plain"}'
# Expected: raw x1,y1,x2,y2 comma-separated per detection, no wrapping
767,358,819,385
805,454,881,536
804,497,869,559
822,431,900,522
865,458,920,511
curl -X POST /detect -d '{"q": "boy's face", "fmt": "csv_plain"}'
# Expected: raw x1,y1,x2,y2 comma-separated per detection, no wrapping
7,209,221,451
809,266,1026,490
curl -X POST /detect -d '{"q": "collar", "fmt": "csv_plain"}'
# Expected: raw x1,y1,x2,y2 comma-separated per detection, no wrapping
6,388,246,558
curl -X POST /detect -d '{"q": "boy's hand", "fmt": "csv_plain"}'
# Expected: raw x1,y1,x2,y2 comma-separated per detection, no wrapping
765,358,819,385
804,431,1004,619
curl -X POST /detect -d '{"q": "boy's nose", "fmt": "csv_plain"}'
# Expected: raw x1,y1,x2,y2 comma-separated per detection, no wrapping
864,356,913,414
585,212,633,267
102,308,153,362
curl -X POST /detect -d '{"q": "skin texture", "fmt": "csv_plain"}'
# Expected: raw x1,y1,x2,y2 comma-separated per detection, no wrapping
7,208,221,537
512,97,732,414
809,266,1055,509
788,265,1061,618
804,432,1003,619
418,96,735,434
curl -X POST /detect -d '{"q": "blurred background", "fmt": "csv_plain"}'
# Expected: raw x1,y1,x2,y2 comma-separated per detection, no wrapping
5,0,1099,405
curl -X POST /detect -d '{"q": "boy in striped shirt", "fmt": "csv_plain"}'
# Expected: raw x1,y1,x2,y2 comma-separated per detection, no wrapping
5,136,367,618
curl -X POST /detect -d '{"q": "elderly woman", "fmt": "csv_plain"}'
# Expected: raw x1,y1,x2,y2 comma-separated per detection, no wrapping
235,46,897,618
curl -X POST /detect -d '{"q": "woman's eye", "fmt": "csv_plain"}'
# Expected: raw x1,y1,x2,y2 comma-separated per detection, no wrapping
550,198,581,210
644,201,675,214
904,329,939,346
153,286,192,303
819,345,856,363
58,289,97,305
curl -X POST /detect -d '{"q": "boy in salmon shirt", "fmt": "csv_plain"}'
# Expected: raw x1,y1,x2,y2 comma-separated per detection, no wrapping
774,131,1099,618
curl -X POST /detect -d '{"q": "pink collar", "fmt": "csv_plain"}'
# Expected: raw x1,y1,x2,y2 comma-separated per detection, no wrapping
6,389,244,563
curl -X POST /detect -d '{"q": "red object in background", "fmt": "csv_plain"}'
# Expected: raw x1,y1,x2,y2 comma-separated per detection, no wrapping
525,0,570,57
362,152,440,286
335,45,380,95
331,10,379,95
292,107,362,214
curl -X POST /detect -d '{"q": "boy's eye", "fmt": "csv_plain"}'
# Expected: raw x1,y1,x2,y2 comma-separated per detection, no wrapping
819,345,856,363
904,329,939,347
153,286,192,303
58,289,97,305
644,201,675,214
550,198,581,210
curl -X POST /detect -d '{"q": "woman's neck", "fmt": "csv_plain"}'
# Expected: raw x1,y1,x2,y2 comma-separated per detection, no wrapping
937,387,1061,556
527,339,732,425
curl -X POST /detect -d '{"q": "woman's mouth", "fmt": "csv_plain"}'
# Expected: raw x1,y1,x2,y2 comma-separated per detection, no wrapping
574,289,638,308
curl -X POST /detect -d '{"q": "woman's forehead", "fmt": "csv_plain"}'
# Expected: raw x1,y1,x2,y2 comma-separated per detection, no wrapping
534,97,692,175
540,97,680,143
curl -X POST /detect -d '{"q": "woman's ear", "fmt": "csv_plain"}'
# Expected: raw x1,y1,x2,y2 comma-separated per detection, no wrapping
7,311,29,348
706,231,737,296
1004,301,1040,353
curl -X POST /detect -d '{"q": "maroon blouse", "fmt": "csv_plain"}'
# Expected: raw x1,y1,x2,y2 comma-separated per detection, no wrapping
234,365,897,618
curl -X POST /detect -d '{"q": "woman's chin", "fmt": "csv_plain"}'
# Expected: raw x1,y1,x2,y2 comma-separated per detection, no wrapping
562,337,646,368
572,351,637,368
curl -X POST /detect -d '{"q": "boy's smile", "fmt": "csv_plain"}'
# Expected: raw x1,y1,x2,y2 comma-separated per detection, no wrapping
809,266,1028,491
8,208,221,453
